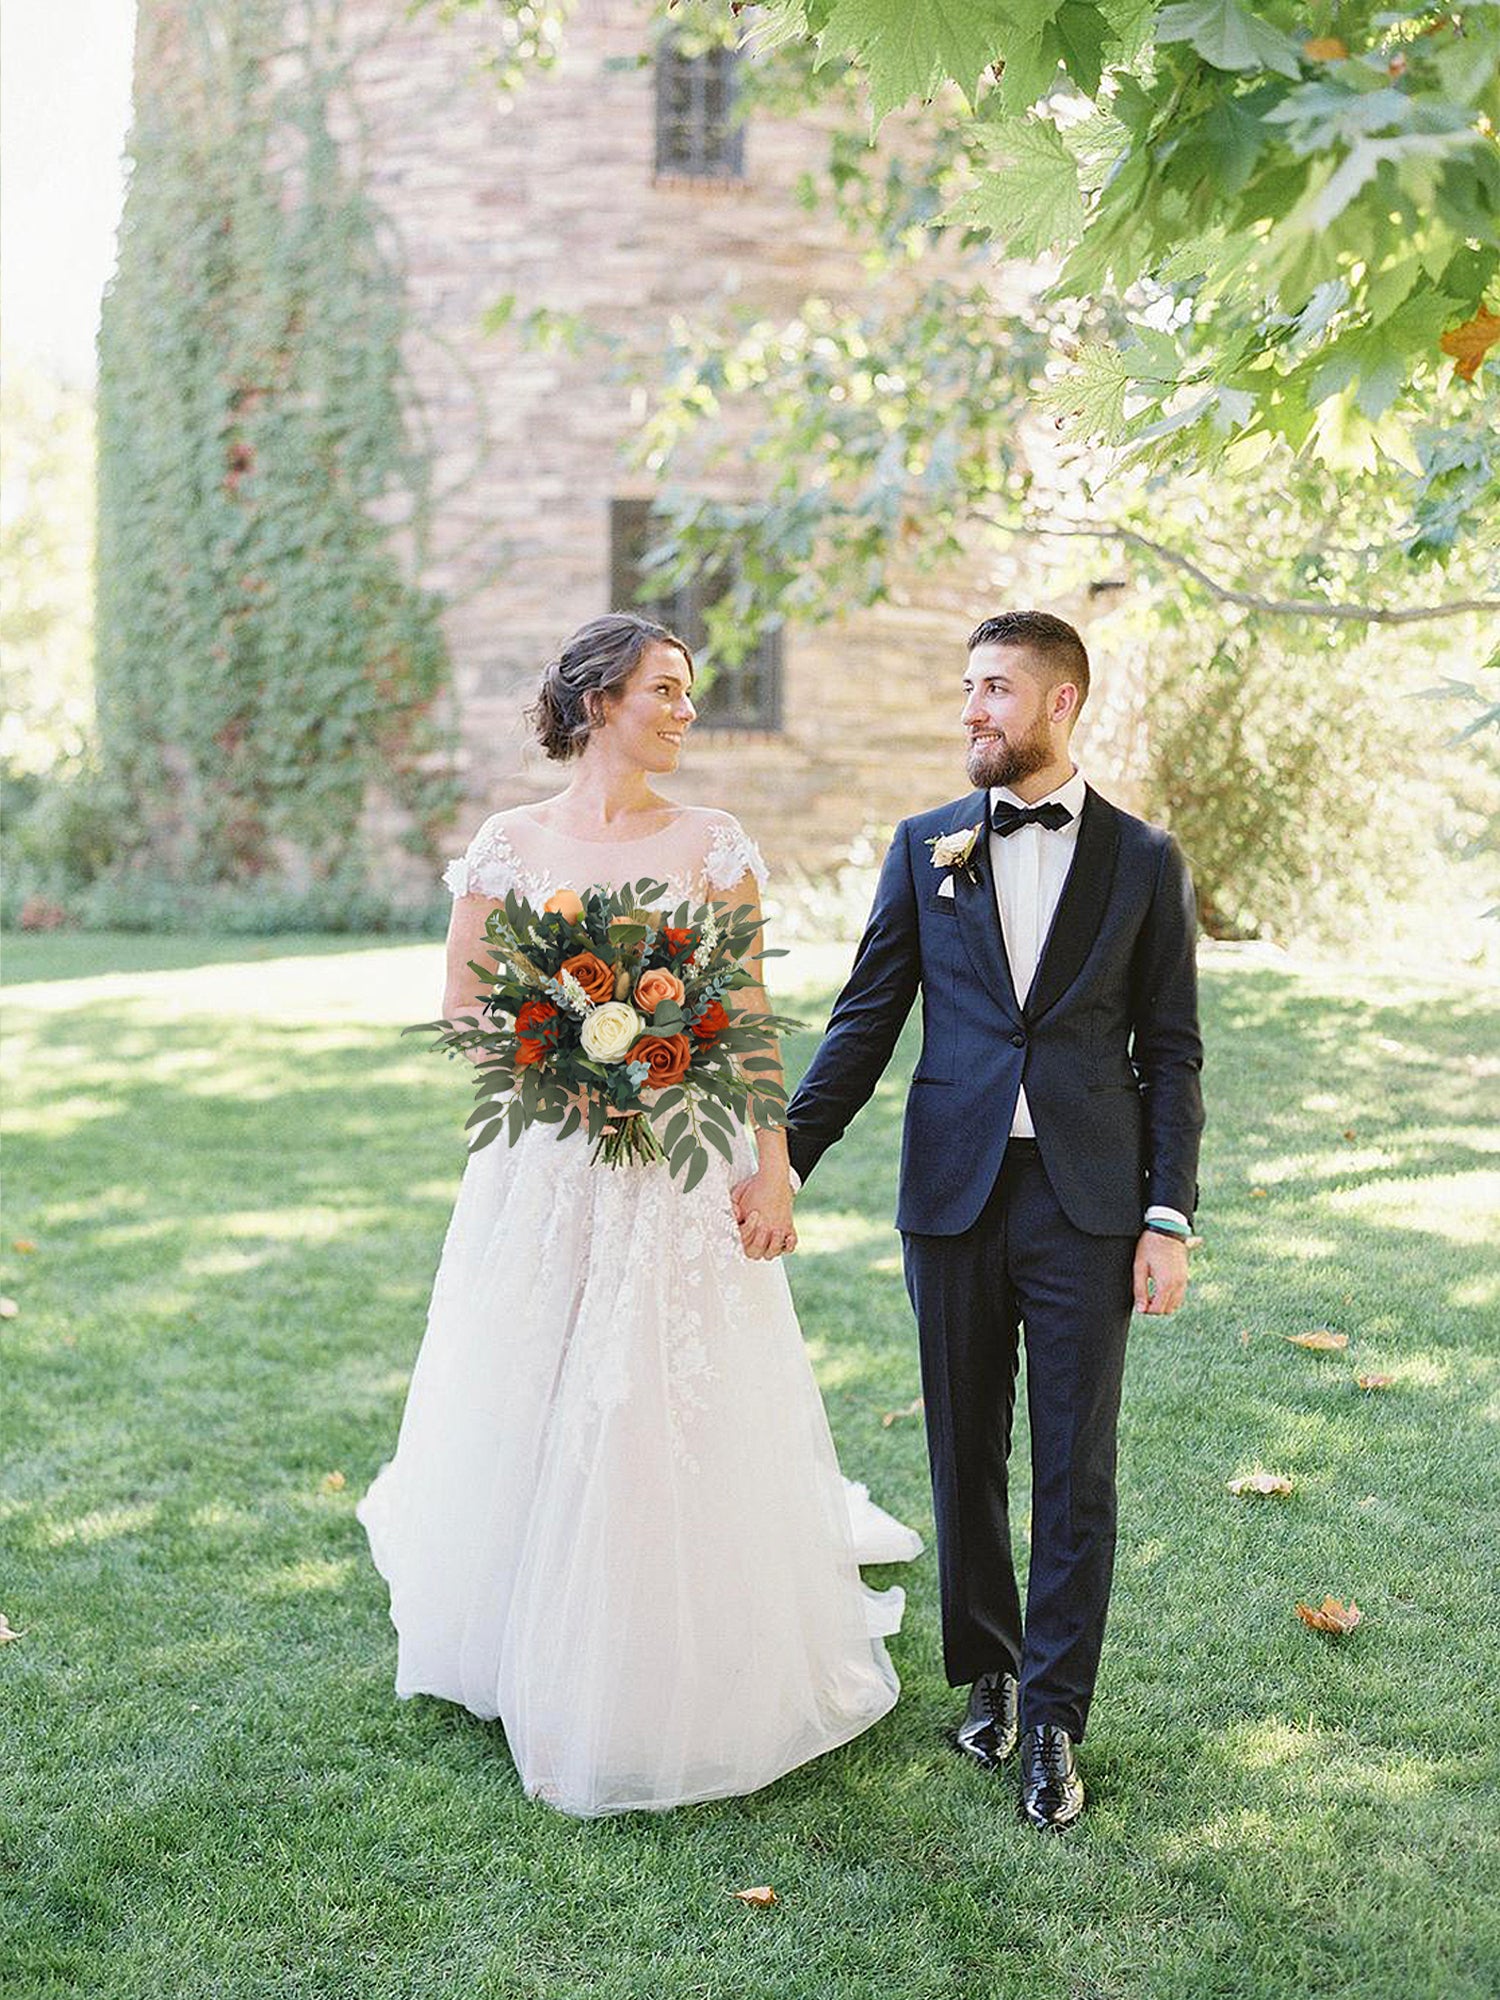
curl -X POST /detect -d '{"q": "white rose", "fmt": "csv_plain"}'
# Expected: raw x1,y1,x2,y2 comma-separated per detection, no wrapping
930,826,979,869
580,1001,642,1064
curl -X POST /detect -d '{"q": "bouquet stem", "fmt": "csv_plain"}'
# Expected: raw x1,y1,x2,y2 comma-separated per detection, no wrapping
592,1114,666,1170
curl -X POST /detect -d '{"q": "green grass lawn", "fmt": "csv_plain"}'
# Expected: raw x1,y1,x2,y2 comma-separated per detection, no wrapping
3,931,1497,2000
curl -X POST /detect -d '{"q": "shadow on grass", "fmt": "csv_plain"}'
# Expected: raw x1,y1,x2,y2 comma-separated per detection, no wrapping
5,950,1499,2000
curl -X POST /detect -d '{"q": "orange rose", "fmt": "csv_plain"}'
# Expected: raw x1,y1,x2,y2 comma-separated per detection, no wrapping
627,1032,694,1088
543,889,585,922
660,926,695,959
690,999,729,1044
514,998,560,1067
560,951,615,1003
634,967,686,1014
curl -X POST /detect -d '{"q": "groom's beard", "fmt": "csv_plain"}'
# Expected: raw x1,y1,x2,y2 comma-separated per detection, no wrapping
966,714,1053,791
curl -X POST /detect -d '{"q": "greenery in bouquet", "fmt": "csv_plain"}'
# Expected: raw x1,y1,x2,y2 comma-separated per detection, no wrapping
406,878,802,1189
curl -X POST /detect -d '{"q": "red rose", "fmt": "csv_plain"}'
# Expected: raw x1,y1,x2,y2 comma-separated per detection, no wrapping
514,998,560,1066
691,1000,729,1044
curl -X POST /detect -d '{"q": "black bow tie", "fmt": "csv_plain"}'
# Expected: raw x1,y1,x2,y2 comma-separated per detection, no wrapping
990,799,1074,837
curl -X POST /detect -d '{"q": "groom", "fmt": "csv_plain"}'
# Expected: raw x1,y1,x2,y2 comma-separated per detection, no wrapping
760,610,1204,1829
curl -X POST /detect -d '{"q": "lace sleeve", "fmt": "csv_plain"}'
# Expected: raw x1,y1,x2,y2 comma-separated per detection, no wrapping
703,815,769,895
442,814,520,900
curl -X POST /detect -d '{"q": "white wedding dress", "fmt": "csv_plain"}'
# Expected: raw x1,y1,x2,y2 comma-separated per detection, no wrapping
357,805,920,1817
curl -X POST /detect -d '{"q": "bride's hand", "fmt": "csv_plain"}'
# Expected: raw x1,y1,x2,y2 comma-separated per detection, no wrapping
731,1170,798,1261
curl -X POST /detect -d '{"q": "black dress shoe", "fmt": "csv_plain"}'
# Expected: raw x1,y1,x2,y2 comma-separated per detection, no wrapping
1019,1723,1084,1829
953,1670,1019,1769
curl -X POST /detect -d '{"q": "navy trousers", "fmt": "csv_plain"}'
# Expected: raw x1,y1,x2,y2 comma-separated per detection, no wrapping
902,1138,1136,1741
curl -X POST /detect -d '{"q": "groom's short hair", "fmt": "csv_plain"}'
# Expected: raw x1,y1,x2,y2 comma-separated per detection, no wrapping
968,611,1090,712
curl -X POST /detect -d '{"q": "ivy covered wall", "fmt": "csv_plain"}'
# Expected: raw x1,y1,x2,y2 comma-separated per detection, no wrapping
96,0,459,893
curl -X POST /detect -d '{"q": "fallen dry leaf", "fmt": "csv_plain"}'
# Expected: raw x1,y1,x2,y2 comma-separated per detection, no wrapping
1341,1129,1357,1142
1440,306,1500,383
730,1886,777,1907
320,1471,347,1493
881,1397,923,1428
12,1240,37,1254
1250,1187,1268,1199
1304,35,1348,58
1356,1373,1394,1391
1228,1471,1293,1497
0,1298,18,1319
1296,1596,1362,1635
0,1613,25,1643
1239,1329,1252,1349
1286,1330,1348,1351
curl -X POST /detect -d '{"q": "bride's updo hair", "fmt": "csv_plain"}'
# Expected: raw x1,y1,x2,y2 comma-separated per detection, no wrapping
527,612,694,761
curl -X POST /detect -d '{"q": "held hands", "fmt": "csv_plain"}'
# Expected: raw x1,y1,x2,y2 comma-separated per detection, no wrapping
731,1170,798,1261
1133,1231,1189,1315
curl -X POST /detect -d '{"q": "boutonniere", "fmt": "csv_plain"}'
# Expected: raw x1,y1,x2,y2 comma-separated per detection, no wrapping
926,823,983,885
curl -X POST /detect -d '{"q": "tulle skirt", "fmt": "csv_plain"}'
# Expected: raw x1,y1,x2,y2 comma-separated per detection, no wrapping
357,1117,920,1817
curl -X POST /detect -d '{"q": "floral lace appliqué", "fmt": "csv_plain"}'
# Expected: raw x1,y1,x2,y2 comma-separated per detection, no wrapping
443,818,546,903
703,818,769,895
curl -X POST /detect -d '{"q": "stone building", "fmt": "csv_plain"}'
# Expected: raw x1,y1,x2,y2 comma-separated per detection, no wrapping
133,0,1139,884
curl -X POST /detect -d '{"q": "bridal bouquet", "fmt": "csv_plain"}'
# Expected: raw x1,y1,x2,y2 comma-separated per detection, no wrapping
406,879,801,1188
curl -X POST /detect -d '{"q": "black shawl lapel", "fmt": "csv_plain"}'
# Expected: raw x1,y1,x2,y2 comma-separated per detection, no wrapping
1024,786,1121,1023
950,792,1024,1025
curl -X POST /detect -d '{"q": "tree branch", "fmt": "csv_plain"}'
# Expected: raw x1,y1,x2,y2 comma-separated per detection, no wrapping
976,515,1500,625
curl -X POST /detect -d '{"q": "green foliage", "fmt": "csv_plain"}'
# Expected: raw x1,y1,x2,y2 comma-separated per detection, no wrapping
744,0,1500,540
1134,627,1498,942
414,880,798,1179
0,355,97,778
416,0,574,92
96,0,460,892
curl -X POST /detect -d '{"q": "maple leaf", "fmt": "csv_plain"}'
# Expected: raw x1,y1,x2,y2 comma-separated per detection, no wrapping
881,1397,923,1428
820,0,1011,121
1304,36,1348,59
1439,307,1500,383
1228,1471,1293,1496
1356,1372,1394,1390
1043,342,1130,444
1155,0,1302,78
0,1298,18,1319
1286,1329,1348,1351
730,1886,778,1907
1296,1596,1362,1635
948,119,1085,257
12,1240,37,1253
0,1613,25,1643
321,1471,347,1493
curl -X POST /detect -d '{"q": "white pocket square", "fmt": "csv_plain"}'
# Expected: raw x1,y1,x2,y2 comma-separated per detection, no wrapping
937,876,956,900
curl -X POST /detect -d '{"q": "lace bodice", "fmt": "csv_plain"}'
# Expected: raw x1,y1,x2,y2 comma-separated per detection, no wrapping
442,805,769,906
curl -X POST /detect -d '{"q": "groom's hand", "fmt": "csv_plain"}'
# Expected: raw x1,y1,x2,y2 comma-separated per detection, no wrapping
1133,1231,1189,1315
731,1172,798,1261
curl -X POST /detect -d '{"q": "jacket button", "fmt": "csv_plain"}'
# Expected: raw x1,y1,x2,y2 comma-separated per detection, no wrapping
1010,1031,1027,1048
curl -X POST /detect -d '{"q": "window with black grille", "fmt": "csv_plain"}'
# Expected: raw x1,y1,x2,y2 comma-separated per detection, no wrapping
610,498,783,732
653,34,746,182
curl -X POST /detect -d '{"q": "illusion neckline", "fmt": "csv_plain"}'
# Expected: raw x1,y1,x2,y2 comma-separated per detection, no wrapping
507,807,698,848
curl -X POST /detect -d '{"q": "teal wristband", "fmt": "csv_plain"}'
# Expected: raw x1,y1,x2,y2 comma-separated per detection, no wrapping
1144,1218,1190,1240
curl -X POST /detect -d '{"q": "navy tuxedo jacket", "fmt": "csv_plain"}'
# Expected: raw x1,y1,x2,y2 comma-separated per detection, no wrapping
784,786,1205,1237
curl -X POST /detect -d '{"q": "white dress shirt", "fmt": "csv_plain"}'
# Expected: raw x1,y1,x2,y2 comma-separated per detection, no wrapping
988,766,1186,1231
988,766,1088,1138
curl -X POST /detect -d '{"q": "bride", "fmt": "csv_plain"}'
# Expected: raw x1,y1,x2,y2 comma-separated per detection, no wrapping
357,611,920,1817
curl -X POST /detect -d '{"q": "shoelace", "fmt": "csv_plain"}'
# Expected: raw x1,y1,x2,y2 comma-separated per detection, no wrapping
982,1680,1012,1720
1028,1730,1070,1779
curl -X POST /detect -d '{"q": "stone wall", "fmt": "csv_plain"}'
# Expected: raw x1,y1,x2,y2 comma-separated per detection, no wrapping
141,0,1142,888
